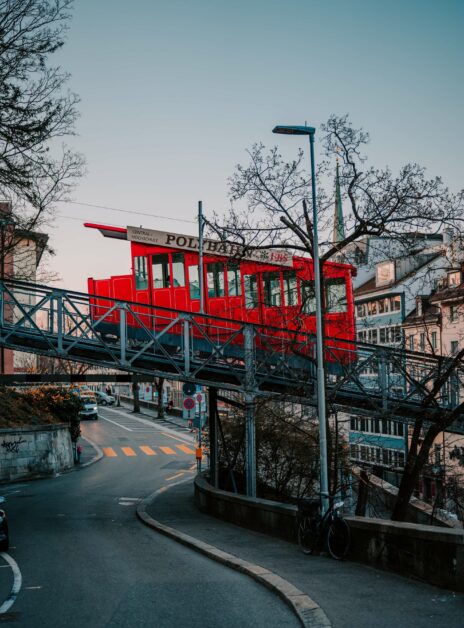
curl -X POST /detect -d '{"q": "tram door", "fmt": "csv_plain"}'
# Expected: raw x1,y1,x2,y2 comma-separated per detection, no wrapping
151,253,172,329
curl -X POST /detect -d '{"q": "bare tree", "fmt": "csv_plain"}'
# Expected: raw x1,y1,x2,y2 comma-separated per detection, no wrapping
209,114,463,519
0,0,84,273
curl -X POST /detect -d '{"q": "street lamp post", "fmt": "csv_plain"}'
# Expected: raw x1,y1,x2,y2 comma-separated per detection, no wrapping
272,125,330,514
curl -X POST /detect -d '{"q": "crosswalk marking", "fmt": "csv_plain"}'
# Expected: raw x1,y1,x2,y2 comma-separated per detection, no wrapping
102,444,195,457
140,446,157,456
159,446,176,455
176,444,195,454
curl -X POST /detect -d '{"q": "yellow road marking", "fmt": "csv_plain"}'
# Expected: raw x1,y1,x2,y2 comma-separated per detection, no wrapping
166,472,184,481
103,447,117,457
159,446,176,455
176,444,195,454
121,447,136,457
140,446,157,456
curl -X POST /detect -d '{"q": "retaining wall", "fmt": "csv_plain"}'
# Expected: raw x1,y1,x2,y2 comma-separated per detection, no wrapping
0,424,74,482
194,474,464,592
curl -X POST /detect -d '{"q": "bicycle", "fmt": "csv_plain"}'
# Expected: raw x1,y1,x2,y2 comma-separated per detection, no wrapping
297,494,350,560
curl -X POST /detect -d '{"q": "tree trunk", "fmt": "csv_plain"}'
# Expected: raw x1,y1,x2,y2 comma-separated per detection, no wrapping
132,378,140,413
392,422,441,521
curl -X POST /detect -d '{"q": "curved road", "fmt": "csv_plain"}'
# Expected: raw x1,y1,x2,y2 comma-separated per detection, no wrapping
1,407,298,627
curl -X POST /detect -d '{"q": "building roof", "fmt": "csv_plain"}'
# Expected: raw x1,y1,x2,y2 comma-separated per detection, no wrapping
403,302,441,326
430,282,464,305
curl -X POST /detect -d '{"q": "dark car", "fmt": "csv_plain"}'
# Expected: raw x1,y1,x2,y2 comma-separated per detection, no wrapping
0,498,9,551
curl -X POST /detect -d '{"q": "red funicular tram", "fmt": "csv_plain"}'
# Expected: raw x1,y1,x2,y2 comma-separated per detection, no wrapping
86,223,356,365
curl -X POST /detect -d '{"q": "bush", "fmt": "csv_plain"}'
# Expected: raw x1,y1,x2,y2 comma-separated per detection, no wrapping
0,386,81,442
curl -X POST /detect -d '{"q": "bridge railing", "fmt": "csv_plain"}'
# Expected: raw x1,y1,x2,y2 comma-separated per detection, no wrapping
0,279,463,421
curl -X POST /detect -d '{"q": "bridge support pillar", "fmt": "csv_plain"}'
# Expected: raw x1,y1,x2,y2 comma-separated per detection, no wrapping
244,325,256,498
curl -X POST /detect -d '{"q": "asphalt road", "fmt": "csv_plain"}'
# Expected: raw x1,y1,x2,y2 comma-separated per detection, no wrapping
0,406,298,627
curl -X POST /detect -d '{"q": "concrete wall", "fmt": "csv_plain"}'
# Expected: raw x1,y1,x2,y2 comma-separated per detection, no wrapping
195,474,464,591
0,424,74,482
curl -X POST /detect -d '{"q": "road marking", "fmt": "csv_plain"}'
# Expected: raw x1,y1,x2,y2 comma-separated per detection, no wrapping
121,447,136,457
176,445,195,454
166,472,184,481
140,446,156,456
159,446,176,455
161,431,191,443
25,586,42,590
100,416,133,432
118,497,140,506
0,553,22,614
103,447,117,457
104,407,194,445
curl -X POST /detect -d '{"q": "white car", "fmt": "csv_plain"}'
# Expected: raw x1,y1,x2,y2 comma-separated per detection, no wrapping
95,391,115,406
79,393,99,420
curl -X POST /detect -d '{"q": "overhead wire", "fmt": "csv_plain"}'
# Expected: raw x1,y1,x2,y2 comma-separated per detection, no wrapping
57,200,197,224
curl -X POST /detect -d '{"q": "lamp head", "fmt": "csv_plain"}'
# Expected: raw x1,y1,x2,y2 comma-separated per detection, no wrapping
272,125,315,136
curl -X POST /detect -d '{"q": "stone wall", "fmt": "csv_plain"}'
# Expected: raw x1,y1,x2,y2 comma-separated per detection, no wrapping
194,474,464,592
0,424,74,482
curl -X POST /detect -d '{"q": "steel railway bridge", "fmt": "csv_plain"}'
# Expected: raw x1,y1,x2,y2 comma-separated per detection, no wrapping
0,279,463,495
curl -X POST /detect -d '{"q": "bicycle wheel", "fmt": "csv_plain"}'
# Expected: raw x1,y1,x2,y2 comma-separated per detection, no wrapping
297,516,318,555
327,517,350,560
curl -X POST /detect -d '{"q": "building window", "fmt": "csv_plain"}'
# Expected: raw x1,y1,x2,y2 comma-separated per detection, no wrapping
431,331,437,350
451,340,459,354
420,332,426,352
448,271,460,287
408,335,415,351
134,256,148,290
450,305,458,322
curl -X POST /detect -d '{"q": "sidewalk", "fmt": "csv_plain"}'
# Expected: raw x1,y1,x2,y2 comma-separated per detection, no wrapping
143,480,463,628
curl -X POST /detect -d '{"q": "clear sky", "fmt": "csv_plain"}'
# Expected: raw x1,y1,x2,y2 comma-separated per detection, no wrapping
50,0,463,291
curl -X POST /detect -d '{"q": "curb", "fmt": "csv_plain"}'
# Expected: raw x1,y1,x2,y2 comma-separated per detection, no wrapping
136,479,331,628
77,435,103,469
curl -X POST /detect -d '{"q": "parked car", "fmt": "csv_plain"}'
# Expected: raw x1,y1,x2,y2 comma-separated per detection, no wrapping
79,392,99,420
0,497,9,551
95,391,115,406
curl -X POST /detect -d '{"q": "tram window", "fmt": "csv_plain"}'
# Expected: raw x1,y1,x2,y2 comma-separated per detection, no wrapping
134,256,148,290
172,253,185,287
326,277,347,313
283,271,297,306
189,265,200,300
227,262,242,297
263,272,282,307
301,280,316,314
207,262,225,297
244,274,259,309
152,254,170,288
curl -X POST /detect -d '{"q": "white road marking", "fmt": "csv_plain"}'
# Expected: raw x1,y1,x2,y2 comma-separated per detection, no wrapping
166,472,184,481
0,553,22,614
100,415,133,432
25,586,42,590
103,407,194,444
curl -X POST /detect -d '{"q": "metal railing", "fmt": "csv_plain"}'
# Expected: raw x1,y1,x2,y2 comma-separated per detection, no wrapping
0,279,463,426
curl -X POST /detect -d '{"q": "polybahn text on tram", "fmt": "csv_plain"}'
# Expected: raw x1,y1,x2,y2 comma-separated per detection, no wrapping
85,223,357,364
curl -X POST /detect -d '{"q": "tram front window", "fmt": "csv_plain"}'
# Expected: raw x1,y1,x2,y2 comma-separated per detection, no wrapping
207,263,225,297
244,274,259,309
301,280,316,315
283,271,297,306
263,272,281,307
172,253,185,287
134,256,148,290
189,265,200,300
152,254,170,288
227,262,242,297
326,278,347,312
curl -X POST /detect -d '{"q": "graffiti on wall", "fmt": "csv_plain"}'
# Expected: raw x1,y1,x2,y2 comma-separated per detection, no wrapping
1,437,26,454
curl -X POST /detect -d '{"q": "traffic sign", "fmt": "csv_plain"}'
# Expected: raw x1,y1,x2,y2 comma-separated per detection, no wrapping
183,397,195,410
196,393,203,403
183,382,195,396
